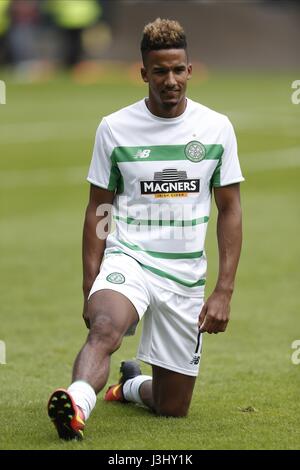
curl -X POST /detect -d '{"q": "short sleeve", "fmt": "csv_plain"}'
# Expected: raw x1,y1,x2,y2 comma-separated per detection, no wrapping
87,119,119,191
211,118,245,187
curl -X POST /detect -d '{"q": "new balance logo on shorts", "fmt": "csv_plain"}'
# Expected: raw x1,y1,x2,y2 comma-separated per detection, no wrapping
190,354,200,365
190,331,202,365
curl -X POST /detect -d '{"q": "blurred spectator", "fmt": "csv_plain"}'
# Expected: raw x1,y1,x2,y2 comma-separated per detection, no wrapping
45,0,102,67
0,0,11,65
8,0,41,65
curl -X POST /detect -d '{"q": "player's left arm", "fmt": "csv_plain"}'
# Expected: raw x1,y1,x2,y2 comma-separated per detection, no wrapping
199,183,242,334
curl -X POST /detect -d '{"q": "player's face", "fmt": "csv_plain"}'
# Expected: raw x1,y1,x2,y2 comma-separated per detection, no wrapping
141,49,192,115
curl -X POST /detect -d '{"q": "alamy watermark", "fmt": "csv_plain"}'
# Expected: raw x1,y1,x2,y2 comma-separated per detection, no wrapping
0,80,6,104
95,196,203,251
0,340,6,364
291,80,300,105
291,340,300,365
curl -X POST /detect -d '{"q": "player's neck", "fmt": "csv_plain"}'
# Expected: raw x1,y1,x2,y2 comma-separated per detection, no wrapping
146,97,187,119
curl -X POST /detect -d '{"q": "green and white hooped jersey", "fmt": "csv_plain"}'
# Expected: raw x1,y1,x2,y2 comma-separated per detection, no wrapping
87,98,244,297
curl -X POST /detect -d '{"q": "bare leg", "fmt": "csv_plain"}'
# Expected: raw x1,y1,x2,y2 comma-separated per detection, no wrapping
72,289,139,394
139,365,196,417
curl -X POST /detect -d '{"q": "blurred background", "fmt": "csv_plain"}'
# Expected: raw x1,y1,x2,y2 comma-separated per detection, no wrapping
0,0,300,450
0,0,299,79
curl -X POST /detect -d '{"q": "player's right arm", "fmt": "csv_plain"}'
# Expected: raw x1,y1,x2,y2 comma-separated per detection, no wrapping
82,183,115,327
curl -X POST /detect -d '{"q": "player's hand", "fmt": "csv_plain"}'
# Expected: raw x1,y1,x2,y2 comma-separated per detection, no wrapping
198,290,231,334
82,297,90,329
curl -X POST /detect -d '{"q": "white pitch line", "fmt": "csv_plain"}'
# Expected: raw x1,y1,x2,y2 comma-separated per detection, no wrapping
224,109,300,134
0,166,87,188
241,146,300,172
0,146,300,189
1,107,299,143
0,120,97,143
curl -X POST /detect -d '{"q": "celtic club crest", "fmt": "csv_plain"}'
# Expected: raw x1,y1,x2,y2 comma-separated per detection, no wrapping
184,141,206,163
106,272,125,284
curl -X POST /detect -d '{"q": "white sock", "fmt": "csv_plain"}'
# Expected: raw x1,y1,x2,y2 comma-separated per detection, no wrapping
67,381,97,421
123,375,152,405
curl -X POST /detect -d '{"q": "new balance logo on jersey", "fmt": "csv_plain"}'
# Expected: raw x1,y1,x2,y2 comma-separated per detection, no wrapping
134,149,151,158
140,168,200,198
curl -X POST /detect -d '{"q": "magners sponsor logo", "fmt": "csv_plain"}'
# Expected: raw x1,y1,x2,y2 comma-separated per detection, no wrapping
140,168,200,198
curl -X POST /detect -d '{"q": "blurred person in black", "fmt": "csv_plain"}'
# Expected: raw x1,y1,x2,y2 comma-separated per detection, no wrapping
45,0,102,67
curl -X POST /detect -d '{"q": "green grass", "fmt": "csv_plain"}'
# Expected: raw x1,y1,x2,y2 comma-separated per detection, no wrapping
0,70,300,450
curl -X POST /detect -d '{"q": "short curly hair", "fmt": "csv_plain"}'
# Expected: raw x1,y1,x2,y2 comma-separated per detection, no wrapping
141,18,187,64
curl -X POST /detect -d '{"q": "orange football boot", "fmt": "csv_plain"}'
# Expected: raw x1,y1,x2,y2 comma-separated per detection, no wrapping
104,360,141,403
48,388,85,440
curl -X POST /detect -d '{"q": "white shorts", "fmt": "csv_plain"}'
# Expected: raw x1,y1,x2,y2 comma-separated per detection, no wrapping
89,252,204,376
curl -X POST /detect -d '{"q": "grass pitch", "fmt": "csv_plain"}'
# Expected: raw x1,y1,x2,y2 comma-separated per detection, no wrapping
0,70,299,450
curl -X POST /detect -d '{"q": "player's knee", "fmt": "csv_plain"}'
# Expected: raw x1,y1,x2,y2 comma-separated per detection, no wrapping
87,313,122,352
157,406,189,418
155,400,190,418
